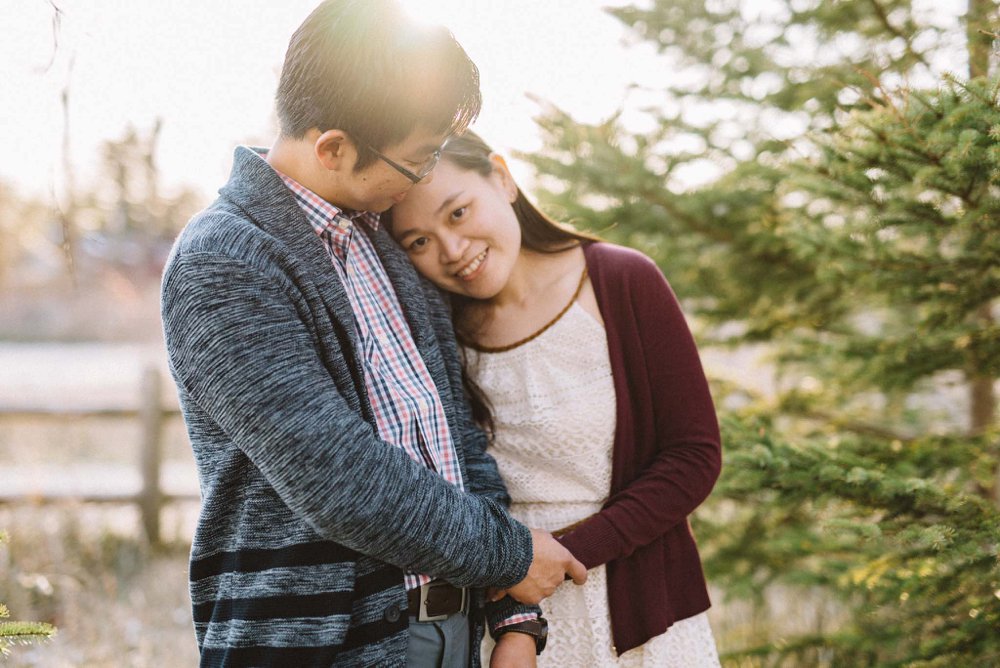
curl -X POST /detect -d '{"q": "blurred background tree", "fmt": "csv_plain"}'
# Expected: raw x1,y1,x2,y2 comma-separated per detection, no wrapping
0,122,200,342
523,0,1000,664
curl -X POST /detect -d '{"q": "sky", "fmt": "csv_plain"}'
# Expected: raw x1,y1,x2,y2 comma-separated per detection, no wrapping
1,0,657,201
1,0,970,205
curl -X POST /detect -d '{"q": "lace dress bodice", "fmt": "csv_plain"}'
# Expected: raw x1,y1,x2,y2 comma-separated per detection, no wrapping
466,301,720,667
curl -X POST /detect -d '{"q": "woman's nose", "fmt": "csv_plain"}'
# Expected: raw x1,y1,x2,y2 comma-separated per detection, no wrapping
440,232,468,263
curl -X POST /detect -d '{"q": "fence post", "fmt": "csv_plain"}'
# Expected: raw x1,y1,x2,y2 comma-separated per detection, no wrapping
139,366,164,546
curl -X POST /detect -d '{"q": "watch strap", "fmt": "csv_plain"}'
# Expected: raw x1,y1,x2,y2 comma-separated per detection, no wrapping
493,617,548,655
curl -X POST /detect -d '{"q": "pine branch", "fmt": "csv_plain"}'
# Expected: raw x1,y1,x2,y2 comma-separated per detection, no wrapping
0,621,57,642
865,0,933,70
790,408,916,442
0,622,57,657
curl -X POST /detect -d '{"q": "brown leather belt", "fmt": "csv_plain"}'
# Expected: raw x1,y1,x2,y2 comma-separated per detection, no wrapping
407,580,469,622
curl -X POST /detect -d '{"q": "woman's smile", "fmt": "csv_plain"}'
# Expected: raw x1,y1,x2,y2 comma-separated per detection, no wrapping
456,248,488,280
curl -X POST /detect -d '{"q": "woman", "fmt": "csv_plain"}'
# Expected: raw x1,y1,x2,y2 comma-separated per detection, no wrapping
386,131,722,667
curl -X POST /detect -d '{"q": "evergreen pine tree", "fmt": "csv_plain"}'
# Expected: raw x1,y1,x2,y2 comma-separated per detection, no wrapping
520,0,1000,664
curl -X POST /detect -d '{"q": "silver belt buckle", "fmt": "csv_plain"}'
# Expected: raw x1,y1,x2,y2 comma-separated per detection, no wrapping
416,581,468,622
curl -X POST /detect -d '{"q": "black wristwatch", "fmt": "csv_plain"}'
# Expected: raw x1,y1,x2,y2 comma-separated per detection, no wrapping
493,617,548,655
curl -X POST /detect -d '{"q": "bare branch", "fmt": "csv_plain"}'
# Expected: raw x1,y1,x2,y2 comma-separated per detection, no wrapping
57,55,77,286
41,0,64,73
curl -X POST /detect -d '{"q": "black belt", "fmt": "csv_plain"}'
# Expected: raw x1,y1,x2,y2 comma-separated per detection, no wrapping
407,580,469,622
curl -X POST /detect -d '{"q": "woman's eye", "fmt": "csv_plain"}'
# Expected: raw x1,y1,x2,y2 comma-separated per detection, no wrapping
450,207,466,221
408,237,429,252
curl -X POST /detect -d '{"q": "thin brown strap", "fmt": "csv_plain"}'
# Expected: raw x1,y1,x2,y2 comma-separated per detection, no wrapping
467,265,589,353
552,515,593,538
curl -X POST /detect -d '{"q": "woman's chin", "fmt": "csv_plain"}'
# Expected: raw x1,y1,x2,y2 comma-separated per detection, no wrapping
448,279,499,302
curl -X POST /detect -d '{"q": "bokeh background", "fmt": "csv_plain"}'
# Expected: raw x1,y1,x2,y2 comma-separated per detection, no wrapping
1,1,997,666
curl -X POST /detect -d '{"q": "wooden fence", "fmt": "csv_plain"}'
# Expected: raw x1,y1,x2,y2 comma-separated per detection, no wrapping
0,367,197,545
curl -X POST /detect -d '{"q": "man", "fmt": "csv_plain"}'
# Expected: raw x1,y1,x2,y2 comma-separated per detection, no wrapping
160,1,584,666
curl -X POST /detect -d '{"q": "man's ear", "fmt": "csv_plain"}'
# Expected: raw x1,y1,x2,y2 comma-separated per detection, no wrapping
489,153,518,203
313,129,356,172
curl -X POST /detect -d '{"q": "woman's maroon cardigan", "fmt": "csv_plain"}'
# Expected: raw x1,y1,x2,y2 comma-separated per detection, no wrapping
556,242,722,655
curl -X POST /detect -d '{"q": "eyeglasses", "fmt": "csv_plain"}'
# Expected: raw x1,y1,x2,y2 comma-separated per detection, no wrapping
367,145,442,184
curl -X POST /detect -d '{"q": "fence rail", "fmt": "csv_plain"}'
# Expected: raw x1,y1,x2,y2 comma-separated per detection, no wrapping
0,366,196,545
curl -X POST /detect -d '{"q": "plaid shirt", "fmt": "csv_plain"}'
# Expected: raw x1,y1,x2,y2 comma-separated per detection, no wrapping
263,157,463,591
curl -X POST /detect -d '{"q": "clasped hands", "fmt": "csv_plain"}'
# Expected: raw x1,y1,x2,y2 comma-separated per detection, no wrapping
489,528,587,605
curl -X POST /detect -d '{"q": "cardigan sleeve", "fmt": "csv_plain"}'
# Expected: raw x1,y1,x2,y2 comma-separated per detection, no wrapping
162,248,533,589
556,246,722,568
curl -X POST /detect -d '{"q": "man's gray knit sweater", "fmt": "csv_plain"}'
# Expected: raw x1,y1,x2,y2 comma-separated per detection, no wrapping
161,147,534,667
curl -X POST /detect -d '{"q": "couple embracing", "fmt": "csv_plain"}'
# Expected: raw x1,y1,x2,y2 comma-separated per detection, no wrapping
160,1,722,666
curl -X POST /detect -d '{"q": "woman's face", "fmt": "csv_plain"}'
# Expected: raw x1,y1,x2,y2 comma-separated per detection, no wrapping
389,157,522,300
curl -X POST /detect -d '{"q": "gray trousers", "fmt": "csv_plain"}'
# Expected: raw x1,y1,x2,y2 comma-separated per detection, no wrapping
405,611,471,668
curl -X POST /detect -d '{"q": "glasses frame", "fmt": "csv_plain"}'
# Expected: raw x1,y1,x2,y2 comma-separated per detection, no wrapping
367,145,442,184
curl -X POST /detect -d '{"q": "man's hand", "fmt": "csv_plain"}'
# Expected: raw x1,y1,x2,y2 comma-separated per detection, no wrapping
497,529,587,605
490,631,537,668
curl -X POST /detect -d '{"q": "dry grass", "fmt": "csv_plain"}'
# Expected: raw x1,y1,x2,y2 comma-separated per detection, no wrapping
0,405,200,667
0,503,199,667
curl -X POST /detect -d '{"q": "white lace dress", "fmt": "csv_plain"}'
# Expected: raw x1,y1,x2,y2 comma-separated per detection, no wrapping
467,302,721,667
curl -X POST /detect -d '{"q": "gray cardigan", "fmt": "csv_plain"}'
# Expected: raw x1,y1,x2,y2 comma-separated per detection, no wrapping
161,147,534,667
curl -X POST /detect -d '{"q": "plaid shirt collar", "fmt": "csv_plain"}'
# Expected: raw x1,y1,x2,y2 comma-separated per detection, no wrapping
250,147,380,239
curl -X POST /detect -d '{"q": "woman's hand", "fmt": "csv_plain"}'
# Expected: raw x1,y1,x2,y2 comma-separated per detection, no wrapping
490,631,537,668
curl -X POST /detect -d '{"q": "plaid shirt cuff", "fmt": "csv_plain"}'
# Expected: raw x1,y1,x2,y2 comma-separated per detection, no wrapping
492,611,539,633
